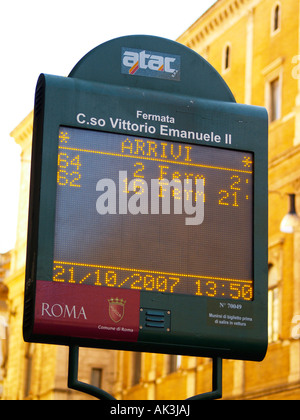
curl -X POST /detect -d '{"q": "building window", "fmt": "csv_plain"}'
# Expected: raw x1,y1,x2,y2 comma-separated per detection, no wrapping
223,43,231,72
131,352,142,386
166,355,182,374
91,368,103,388
272,3,281,34
263,58,283,123
268,264,280,343
269,77,281,122
24,343,34,398
268,287,280,342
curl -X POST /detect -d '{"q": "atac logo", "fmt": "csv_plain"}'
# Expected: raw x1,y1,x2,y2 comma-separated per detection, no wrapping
108,298,126,323
121,47,181,81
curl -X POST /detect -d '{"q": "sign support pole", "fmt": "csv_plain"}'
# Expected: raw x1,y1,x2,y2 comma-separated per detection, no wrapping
68,346,222,400
68,346,116,400
186,357,222,400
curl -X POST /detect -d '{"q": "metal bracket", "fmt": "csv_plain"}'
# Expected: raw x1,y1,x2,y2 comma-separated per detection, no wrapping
68,346,222,400
68,346,116,400
186,357,222,400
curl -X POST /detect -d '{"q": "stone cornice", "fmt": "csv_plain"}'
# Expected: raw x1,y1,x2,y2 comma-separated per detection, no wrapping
177,0,261,50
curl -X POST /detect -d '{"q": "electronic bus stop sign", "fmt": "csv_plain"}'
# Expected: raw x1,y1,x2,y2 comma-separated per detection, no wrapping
23,35,268,361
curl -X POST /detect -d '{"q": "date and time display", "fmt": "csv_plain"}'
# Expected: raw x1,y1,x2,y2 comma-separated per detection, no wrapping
53,126,254,301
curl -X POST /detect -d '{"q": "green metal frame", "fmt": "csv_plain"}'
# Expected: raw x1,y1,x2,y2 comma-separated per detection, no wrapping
24,36,268,364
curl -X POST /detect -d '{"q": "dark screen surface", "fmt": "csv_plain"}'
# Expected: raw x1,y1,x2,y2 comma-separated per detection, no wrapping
53,126,253,301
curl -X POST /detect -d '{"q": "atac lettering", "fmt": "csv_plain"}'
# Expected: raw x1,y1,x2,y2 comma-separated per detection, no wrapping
122,50,176,74
121,47,180,80
41,303,87,320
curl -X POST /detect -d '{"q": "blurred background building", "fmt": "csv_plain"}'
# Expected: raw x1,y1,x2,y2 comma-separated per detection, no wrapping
1,0,300,399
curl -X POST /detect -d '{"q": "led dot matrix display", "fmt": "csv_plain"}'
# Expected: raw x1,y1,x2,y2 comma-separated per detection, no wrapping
53,127,254,301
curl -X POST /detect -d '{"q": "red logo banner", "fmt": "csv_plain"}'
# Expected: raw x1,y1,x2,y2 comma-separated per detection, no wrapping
34,281,140,342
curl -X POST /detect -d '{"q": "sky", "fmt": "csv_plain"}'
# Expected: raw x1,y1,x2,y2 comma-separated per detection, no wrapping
0,0,217,253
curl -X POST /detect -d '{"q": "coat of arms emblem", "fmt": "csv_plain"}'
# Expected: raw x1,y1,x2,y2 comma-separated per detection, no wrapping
108,298,126,323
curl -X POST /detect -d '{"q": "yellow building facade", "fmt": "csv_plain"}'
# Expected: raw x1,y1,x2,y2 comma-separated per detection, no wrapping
0,251,9,396
2,0,300,400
